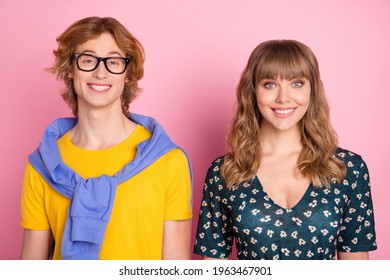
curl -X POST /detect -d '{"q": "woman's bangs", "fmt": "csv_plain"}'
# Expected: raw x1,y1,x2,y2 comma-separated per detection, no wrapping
256,47,311,81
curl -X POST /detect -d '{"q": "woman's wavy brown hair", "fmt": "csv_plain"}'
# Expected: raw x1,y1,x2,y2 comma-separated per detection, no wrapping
48,17,145,117
221,39,346,189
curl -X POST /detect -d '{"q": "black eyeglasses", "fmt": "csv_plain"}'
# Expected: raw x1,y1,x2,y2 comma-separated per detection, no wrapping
74,53,130,74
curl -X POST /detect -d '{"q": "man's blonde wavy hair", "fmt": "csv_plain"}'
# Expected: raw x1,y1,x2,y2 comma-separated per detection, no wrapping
221,40,346,189
48,17,145,117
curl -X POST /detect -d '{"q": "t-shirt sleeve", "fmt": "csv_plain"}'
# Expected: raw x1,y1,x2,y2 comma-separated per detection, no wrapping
20,162,51,230
163,148,192,220
337,155,377,252
193,159,234,259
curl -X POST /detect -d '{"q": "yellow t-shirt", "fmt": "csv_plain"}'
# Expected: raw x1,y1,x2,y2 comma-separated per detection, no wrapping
20,125,192,259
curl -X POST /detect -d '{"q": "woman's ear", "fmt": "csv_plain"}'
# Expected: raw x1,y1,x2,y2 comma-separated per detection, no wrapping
68,71,74,79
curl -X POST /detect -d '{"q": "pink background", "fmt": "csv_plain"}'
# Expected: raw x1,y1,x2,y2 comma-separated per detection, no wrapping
0,0,389,260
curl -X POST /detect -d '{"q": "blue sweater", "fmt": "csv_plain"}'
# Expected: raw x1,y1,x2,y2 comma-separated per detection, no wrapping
29,113,192,260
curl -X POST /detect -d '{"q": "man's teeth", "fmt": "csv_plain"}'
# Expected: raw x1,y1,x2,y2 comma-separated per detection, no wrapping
90,84,111,91
274,109,294,115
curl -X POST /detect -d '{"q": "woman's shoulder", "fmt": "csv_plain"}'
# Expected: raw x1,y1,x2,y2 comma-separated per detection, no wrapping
335,147,369,180
335,147,365,165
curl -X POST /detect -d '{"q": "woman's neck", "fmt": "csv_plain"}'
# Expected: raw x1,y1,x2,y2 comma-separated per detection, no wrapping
259,124,302,156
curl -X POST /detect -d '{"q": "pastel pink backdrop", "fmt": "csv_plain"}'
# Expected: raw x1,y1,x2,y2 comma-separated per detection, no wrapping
0,0,389,260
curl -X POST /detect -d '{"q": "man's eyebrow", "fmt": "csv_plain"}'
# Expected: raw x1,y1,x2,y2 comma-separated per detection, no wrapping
78,50,124,56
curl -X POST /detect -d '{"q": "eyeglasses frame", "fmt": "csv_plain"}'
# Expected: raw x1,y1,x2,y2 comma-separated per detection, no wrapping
74,53,131,75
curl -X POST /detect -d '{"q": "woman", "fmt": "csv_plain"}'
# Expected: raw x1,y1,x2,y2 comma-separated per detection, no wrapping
194,39,377,260
20,17,192,260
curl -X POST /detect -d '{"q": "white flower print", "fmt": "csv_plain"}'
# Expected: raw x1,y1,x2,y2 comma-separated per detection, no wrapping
274,220,283,227
199,232,205,238
203,221,211,230
273,255,279,260
351,237,358,244
309,200,317,208
343,179,349,186
202,201,208,206
271,244,278,251
249,198,257,203
275,209,284,215
351,182,357,189
323,210,331,217
252,189,259,195
217,241,226,247
229,195,235,201
329,221,338,228
321,198,329,204
291,231,298,239
251,251,257,258
213,165,219,172
310,191,318,197
281,248,290,256
240,193,247,198
349,208,356,214
347,161,354,167
292,217,303,226
260,215,271,222
357,215,364,222
218,184,223,191
308,226,316,233
210,249,218,255
311,236,318,244
294,250,302,257
264,203,272,209
213,233,219,239
200,246,206,252
236,215,241,222
303,210,312,217
360,202,367,208
321,229,329,236
299,239,306,245
267,229,274,238
307,251,314,258
243,229,250,235
280,231,287,238
206,212,212,218
251,209,260,215
239,201,246,210
250,237,257,244
254,227,263,234
364,220,371,227
261,246,268,253
367,233,374,240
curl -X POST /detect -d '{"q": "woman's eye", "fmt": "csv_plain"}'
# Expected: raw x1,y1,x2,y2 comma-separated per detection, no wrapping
292,81,304,87
264,82,276,89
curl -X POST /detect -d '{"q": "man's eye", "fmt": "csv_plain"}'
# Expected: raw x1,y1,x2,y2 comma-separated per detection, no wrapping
82,58,95,64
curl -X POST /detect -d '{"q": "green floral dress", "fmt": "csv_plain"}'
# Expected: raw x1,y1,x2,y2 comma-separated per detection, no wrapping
193,148,377,259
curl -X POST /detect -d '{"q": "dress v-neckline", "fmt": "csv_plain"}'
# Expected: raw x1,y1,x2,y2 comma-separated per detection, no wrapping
253,176,313,211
